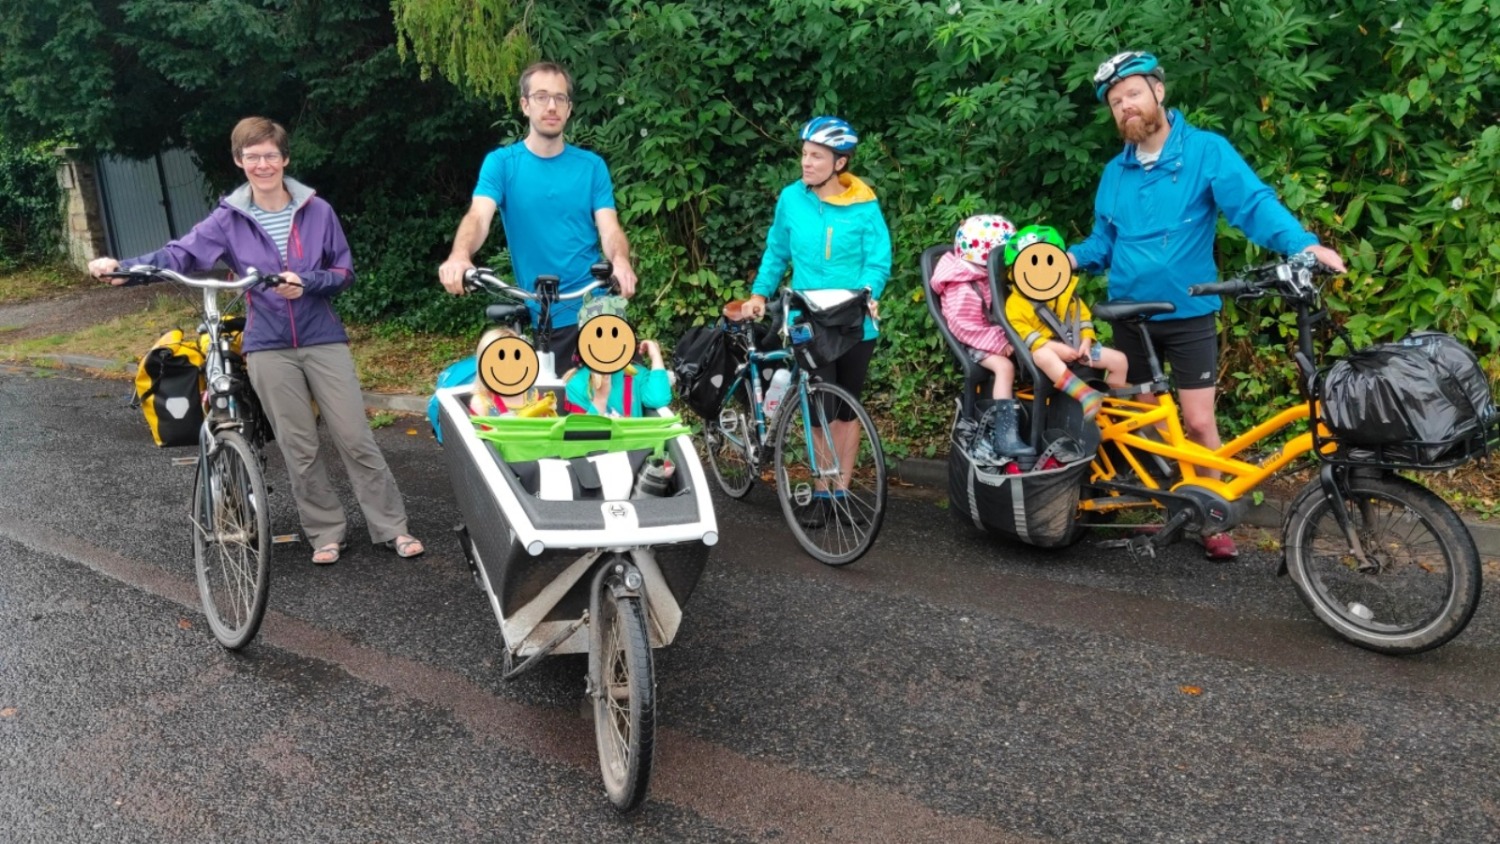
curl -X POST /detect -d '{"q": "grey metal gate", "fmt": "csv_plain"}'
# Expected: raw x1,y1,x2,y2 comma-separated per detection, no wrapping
96,148,215,259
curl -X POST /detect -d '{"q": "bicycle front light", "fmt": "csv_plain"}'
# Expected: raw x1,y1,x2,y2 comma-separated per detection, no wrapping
210,374,234,395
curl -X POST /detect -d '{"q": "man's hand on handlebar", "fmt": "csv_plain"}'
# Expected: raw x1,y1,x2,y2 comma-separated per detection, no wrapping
612,261,638,298
439,256,475,296
1302,244,1346,274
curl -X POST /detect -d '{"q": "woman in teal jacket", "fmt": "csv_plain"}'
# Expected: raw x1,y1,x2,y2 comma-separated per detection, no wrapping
742,116,892,527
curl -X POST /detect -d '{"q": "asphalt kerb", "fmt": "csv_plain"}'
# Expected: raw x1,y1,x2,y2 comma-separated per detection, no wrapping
26,351,1500,558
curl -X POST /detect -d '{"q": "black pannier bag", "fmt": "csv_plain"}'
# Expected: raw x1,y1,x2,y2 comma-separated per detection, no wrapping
947,404,1093,548
671,323,736,418
789,289,868,371
1320,331,1497,463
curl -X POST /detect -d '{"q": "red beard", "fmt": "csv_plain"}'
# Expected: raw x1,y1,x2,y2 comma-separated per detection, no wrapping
1117,109,1164,144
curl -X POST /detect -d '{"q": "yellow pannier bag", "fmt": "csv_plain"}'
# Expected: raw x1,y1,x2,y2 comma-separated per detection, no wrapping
133,328,205,447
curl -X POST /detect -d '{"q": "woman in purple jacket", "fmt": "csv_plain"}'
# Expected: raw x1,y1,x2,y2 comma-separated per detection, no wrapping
89,116,424,565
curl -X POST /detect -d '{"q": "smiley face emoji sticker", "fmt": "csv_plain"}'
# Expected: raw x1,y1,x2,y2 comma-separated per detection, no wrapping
1005,224,1071,302
478,333,540,397
577,314,638,374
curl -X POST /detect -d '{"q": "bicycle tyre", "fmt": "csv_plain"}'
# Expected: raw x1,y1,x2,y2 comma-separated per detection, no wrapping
703,377,756,499
591,574,656,811
1283,471,1481,655
191,430,271,650
772,381,887,566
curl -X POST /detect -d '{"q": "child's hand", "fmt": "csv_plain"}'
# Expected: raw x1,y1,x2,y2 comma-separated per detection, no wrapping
639,340,664,368
1047,340,1079,362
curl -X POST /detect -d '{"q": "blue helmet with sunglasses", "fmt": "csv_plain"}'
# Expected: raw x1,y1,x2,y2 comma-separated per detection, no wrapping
1093,51,1164,101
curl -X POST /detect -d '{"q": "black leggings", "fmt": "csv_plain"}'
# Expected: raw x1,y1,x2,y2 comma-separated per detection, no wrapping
809,338,876,423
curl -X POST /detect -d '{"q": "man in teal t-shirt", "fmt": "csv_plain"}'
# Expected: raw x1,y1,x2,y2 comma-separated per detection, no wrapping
438,61,638,369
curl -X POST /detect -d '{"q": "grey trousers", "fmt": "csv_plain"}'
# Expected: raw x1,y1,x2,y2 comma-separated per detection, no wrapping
246,343,410,548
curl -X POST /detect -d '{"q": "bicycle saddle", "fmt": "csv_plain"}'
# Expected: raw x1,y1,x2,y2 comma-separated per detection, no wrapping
1091,300,1176,322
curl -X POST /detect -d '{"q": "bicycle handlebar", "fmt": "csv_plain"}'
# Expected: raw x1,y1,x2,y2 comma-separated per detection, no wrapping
1188,252,1330,300
463,267,616,302
1186,279,1251,297
104,265,282,290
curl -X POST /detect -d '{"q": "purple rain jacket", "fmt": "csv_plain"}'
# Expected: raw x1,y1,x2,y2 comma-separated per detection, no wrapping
124,177,354,353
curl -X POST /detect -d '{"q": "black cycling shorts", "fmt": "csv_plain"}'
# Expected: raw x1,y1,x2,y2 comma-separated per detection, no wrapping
809,338,876,423
1108,313,1219,390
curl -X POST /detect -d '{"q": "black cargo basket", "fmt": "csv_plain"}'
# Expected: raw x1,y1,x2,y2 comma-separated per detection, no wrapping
947,409,1091,548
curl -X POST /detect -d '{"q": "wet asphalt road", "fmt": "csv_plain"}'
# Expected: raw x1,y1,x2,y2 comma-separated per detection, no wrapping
1,366,1497,843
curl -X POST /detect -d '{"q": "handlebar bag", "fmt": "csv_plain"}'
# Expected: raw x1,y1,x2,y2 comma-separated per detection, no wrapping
133,328,205,447
671,324,735,418
789,289,868,371
1321,331,1496,462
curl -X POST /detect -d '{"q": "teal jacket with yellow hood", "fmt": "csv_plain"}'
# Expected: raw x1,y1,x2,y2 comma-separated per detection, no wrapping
752,173,892,341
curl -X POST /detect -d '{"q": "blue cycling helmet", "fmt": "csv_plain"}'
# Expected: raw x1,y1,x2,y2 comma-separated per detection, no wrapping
1094,51,1164,101
800,116,859,154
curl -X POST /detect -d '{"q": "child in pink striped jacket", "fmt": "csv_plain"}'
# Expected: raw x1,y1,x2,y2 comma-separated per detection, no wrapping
928,215,1035,459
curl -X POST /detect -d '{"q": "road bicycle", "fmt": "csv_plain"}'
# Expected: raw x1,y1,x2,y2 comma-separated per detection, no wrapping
1079,253,1490,654
701,288,887,566
109,265,280,650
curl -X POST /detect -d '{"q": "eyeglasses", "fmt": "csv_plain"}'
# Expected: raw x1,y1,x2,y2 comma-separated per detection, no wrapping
240,152,285,165
526,92,572,107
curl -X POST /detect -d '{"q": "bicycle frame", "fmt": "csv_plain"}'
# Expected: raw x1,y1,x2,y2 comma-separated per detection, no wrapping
1081,255,1334,521
720,300,846,486
1085,395,1319,514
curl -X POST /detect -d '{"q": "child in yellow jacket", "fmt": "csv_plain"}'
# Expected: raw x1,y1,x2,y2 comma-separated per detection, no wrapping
1003,225,1127,421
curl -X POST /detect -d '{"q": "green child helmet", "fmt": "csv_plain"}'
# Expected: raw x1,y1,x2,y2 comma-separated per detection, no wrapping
1003,224,1067,267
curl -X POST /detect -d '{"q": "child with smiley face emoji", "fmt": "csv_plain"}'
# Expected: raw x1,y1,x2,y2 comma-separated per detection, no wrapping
562,311,673,417
1003,225,1128,422
470,326,552,418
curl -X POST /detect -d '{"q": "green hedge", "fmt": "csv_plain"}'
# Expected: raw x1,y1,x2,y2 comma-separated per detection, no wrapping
0,138,63,270
5,0,1495,457
493,0,1500,457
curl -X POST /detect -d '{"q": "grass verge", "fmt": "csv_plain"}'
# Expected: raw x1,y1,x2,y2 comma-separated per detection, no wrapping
0,263,95,305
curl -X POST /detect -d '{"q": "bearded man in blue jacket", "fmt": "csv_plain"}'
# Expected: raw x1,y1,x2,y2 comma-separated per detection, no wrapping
1068,52,1346,560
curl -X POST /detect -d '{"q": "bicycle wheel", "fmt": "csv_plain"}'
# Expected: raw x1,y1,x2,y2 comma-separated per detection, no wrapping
703,376,757,499
773,381,887,566
1283,471,1481,655
191,430,271,650
591,568,656,811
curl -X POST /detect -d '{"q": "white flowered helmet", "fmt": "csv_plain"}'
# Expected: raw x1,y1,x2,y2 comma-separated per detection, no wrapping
953,215,1017,266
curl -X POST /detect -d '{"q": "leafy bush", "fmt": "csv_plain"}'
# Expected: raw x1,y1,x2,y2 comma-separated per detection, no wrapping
4,0,1494,457
0,137,63,270
406,0,1499,454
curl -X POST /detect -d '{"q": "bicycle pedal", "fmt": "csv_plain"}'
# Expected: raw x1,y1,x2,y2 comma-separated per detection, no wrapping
170,456,199,467
1126,534,1158,560
271,534,301,545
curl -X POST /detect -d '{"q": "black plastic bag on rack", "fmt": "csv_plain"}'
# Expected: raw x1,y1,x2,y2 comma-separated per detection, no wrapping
1321,331,1495,462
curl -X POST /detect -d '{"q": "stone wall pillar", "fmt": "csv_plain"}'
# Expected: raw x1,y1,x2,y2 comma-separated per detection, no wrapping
55,147,108,269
